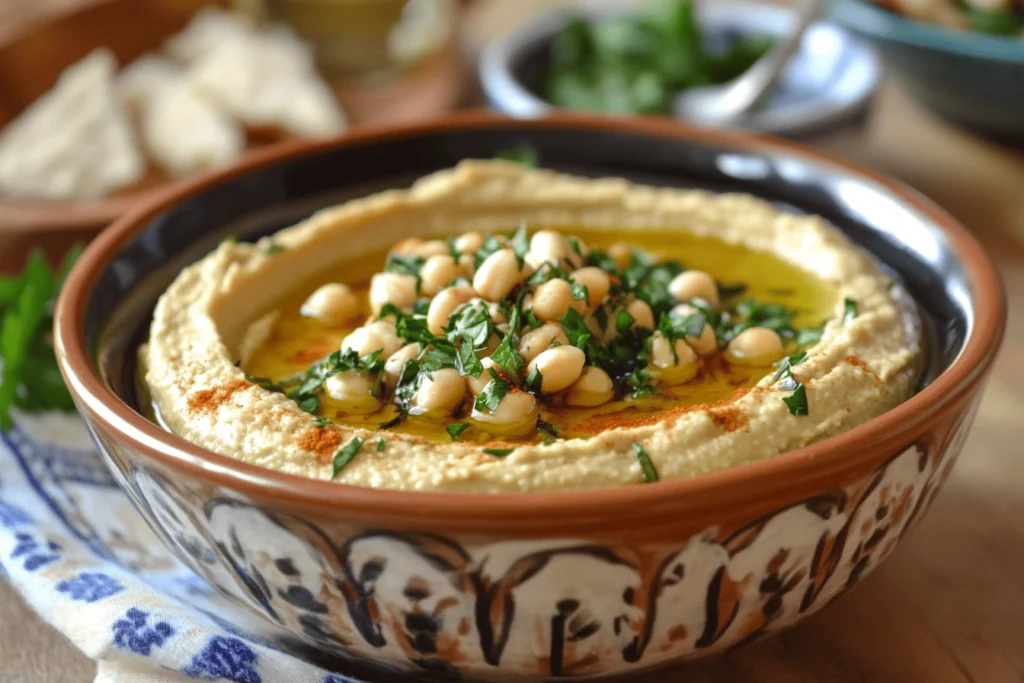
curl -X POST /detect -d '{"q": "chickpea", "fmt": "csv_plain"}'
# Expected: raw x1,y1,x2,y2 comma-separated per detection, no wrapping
426,286,476,336
454,232,484,255
473,248,529,302
669,270,719,306
369,272,418,315
324,370,381,414
607,242,631,270
627,299,655,330
518,322,570,363
670,304,718,356
412,240,450,258
420,255,467,296
526,345,585,394
532,278,585,321
471,390,538,438
648,332,699,385
726,327,785,366
409,368,466,415
526,229,582,270
465,357,500,395
570,267,611,309
300,283,361,326
341,320,401,359
392,237,423,255
565,367,615,407
383,343,420,390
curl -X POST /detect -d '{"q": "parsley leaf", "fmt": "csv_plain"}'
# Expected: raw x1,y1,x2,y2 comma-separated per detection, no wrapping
331,437,364,479
455,342,483,378
385,254,425,278
570,282,589,302
632,443,659,483
376,438,386,451
445,422,470,441
559,308,592,350
483,447,515,457
796,319,829,346
842,298,858,324
525,366,543,393
474,374,511,412
314,415,333,428
509,221,530,268
782,383,809,416
494,144,539,167
264,242,285,255
537,419,560,438
615,309,635,336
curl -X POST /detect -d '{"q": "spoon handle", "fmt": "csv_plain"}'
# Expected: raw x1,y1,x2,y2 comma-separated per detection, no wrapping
721,0,826,116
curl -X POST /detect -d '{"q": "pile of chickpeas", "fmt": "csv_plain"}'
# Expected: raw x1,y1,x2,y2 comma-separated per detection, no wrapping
297,229,789,438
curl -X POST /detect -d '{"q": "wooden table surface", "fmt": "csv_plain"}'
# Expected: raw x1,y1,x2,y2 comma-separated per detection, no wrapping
2,1,1024,682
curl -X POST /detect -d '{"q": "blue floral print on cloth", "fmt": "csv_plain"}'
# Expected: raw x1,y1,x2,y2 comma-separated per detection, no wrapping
0,411,369,683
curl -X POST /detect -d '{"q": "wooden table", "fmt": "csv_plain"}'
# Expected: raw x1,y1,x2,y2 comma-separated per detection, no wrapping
2,1,1024,681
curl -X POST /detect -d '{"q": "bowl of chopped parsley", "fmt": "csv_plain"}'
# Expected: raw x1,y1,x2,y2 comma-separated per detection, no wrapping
479,0,882,137
827,0,1024,141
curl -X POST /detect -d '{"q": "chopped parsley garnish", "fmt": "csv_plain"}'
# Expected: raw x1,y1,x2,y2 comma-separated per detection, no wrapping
559,308,592,350
376,438,386,451
537,419,560,438
313,415,333,428
474,234,506,270
796,319,829,346
615,308,635,336
567,236,584,258
475,372,511,412
483,447,515,457
494,144,539,167
446,422,471,441
659,311,706,342
285,348,384,416
525,366,543,393
509,221,530,268
633,443,659,483
541,438,558,446
570,282,589,302
331,437,364,479
488,303,525,381
244,372,285,394
455,343,483,378
771,351,807,385
264,242,285,255
0,246,82,430
842,298,858,324
782,384,809,416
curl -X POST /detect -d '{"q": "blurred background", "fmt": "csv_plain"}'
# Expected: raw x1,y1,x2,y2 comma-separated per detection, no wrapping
0,0,1021,680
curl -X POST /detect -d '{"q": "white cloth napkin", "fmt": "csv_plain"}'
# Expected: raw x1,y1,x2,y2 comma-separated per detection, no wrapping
0,411,366,683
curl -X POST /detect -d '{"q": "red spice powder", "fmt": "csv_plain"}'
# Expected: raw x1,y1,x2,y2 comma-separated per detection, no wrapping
187,380,251,413
298,427,342,463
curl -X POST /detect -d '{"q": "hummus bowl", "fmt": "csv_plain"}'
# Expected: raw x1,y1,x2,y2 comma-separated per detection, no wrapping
55,114,1004,679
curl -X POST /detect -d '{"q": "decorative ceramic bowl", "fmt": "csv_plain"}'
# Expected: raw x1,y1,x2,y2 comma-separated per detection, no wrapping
828,0,1024,142
55,114,1005,679
478,0,882,138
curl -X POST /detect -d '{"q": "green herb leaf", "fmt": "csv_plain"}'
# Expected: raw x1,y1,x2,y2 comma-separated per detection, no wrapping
376,438,386,451
483,447,515,457
494,144,540,167
782,383,808,416
541,438,558,446
385,254,425,278
615,308,635,336
632,442,659,483
772,351,807,384
537,418,560,438
559,308,592,350
570,282,589,302
474,375,511,412
796,319,829,346
842,298,858,324
474,234,506,270
264,242,285,255
331,437,364,479
313,415,333,428
446,422,471,441
525,366,543,393
509,221,530,268
717,281,748,300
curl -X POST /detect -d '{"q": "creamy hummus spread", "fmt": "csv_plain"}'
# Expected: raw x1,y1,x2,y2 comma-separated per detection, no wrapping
141,160,919,492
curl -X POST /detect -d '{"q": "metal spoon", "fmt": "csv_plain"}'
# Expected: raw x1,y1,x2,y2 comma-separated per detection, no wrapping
672,0,826,128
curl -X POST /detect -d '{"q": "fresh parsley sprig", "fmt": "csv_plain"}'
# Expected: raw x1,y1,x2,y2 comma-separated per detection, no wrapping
0,246,83,431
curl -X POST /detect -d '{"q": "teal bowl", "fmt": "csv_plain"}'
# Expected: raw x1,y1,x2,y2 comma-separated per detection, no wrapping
828,0,1024,141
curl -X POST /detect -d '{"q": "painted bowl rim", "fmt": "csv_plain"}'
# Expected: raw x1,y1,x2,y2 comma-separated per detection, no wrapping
829,0,1024,63
477,0,883,137
54,112,1006,533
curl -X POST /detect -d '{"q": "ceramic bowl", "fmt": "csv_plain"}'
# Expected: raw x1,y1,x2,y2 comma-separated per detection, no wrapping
55,114,1005,679
828,0,1024,142
478,0,882,138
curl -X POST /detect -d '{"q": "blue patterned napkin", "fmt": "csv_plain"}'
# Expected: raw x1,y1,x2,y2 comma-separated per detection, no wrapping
0,411,365,683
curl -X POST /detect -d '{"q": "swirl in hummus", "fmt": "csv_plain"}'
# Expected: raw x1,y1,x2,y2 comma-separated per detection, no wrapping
140,160,919,492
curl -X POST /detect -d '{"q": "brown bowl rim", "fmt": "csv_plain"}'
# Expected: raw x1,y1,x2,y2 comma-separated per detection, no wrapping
54,112,1006,532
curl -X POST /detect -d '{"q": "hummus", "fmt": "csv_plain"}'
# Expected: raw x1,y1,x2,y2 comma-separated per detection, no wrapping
141,160,919,493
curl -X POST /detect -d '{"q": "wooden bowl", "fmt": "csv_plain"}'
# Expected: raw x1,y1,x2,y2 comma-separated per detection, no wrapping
0,0,467,273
